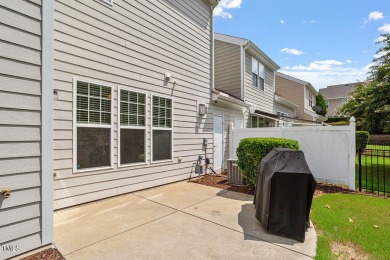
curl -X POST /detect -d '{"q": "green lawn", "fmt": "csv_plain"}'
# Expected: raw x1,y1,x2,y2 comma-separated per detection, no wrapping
366,144,390,150
355,155,390,195
364,145,390,157
311,194,390,259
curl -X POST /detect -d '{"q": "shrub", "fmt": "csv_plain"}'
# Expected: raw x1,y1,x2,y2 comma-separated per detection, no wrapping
327,121,349,126
236,138,299,186
326,117,350,123
356,131,369,149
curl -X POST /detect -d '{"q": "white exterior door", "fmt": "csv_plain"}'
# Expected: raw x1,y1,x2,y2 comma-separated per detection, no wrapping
213,115,223,171
235,118,243,129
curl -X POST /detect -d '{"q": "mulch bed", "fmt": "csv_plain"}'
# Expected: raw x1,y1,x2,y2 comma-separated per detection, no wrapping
20,248,65,260
191,172,372,197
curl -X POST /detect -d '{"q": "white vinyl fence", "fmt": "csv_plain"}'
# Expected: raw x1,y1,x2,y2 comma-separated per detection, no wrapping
229,118,356,189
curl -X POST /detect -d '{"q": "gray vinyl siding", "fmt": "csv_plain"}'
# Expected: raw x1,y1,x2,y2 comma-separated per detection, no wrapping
244,51,275,113
0,1,43,259
53,0,213,209
214,40,241,98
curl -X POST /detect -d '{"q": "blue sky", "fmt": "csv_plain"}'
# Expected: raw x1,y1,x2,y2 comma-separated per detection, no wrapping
214,0,390,90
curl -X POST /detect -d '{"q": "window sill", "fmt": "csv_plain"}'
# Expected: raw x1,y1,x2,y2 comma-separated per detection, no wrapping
150,159,174,165
118,162,148,168
74,166,113,174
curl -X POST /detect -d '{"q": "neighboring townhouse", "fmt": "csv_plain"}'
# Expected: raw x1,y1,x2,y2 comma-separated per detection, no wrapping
319,83,357,117
210,33,279,169
274,93,298,126
212,33,280,168
275,72,323,122
0,0,219,258
0,1,54,258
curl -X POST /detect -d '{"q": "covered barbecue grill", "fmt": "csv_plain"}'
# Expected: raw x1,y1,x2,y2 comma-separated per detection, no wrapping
254,148,317,242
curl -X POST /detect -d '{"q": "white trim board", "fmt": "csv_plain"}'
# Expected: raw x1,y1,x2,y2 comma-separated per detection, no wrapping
41,0,54,246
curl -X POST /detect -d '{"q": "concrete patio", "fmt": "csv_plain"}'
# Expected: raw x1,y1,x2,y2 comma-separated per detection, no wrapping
54,181,317,259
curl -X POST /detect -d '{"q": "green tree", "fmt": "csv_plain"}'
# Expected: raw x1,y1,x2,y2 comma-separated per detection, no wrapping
340,33,390,133
315,93,327,117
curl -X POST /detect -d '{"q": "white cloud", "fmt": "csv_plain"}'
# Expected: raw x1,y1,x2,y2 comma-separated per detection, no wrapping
368,11,384,21
374,36,386,43
346,59,352,63
280,65,370,90
214,0,242,19
289,60,344,71
373,50,389,59
280,48,304,56
364,63,374,71
303,19,317,24
378,24,390,33
280,20,285,24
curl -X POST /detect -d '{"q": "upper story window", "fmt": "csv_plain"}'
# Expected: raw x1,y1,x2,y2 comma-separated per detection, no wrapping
341,98,348,104
252,57,265,91
326,100,329,108
75,80,113,171
308,91,313,108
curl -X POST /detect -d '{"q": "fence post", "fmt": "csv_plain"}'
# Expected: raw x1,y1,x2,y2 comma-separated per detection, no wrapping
349,117,356,190
358,147,362,192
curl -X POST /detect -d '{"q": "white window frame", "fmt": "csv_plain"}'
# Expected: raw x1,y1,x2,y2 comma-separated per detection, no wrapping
252,57,265,91
251,115,265,128
117,86,148,168
150,94,174,164
73,77,114,173
308,91,313,108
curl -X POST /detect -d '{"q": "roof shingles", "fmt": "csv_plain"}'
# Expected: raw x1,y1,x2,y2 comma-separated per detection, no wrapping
319,83,358,99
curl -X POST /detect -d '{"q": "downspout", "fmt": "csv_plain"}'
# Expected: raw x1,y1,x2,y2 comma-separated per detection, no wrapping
210,1,219,93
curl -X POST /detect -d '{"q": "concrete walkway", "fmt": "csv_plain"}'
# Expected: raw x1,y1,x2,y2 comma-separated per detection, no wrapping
54,181,317,259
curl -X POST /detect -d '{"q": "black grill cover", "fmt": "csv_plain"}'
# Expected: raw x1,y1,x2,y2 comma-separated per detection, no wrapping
253,148,317,242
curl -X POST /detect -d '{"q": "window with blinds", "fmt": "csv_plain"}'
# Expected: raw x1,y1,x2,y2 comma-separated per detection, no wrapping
152,95,173,162
152,96,172,128
120,90,146,127
252,57,265,91
119,89,146,165
77,81,111,125
75,80,112,170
